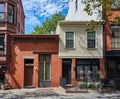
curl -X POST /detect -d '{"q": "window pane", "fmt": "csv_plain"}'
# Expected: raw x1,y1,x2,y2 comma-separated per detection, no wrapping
39,55,51,81
92,66,98,80
0,3,5,21
39,62,44,80
84,66,90,79
77,65,83,79
8,4,14,23
66,32,74,48
111,25,120,48
87,32,95,48
0,3,5,12
45,55,51,61
45,62,50,80
0,13,4,21
40,55,45,61
0,35,4,54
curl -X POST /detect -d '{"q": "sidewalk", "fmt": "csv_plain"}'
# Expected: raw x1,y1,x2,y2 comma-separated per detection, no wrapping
0,87,120,99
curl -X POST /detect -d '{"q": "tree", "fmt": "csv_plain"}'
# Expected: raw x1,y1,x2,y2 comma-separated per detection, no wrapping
81,0,120,32
31,12,65,34
81,0,120,18
32,26,47,34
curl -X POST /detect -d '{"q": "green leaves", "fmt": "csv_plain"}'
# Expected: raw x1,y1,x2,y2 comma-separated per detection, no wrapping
31,12,65,34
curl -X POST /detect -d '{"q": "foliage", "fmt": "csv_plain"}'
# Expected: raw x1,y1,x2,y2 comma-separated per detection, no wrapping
95,82,102,89
78,82,87,89
87,82,96,89
78,82,102,89
32,26,47,34
81,0,120,17
81,0,120,32
31,12,65,34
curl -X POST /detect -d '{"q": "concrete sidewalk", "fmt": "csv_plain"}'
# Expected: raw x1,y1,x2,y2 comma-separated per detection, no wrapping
0,87,120,99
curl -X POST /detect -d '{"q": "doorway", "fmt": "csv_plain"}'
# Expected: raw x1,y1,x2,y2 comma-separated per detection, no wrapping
24,59,34,87
24,66,33,86
62,59,71,84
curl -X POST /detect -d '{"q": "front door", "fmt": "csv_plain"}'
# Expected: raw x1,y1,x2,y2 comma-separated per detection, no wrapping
62,59,71,84
39,55,51,87
24,66,33,86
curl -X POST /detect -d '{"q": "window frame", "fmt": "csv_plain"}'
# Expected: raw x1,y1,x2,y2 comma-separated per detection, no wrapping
111,25,120,49
76,59,99,81
65,32,75,49
87,32,96,48
0,3,5,22
39,55,51,81
8,4,14,23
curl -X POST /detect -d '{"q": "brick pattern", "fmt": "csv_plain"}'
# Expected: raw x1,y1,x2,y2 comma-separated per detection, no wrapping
10,36,59,88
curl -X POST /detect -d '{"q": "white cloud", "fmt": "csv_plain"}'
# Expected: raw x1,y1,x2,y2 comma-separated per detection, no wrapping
21,0,69,28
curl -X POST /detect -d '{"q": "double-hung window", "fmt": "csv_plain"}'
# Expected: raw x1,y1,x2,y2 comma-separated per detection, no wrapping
0,35,5,55
66,32,74,48
111,25,120,48
8,4,14,23
87,32,95,48
0,3,5,21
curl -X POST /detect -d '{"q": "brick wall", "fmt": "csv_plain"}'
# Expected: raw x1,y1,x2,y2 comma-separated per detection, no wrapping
10,35,59,88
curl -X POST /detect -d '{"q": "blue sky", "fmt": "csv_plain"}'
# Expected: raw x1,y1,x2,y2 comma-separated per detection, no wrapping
21,0,69,34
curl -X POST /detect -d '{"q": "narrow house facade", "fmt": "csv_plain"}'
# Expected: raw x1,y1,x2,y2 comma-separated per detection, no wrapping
104,1,120,89
10,35,60,88
0,0,25,86
56,0,104,86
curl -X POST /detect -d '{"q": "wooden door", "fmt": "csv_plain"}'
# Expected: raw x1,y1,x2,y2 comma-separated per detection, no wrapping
24,66,33,86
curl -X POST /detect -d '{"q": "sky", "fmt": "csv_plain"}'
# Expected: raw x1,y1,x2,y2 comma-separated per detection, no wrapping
21,0,69,34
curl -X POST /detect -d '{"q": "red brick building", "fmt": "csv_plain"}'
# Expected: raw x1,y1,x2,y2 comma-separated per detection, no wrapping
104,7,120,89
0,0,25,86
9,35,60,88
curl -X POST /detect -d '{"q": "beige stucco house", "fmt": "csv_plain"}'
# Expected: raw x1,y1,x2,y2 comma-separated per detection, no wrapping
55,0,104,86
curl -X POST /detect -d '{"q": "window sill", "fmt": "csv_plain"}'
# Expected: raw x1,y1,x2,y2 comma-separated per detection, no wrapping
0,54,6,56
65,48,75,50
87,48,97,50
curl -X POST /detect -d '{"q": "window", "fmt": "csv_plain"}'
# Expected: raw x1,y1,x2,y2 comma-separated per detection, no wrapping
76,59,99,80
111,25,120,48
87,32,95,48
0,3,5,21
39,55,51,81
8,4,14,23
111,0,120,9
66,32,74,48
0,35,5,55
